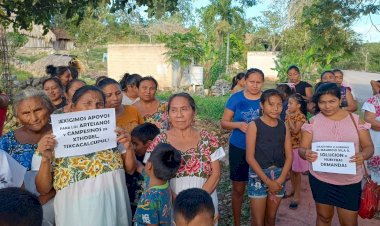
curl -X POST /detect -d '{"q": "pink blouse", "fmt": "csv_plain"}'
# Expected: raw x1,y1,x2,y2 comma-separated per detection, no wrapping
301,113,371,185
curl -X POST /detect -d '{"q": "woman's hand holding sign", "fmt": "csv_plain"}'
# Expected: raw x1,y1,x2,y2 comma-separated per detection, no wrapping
350,152,364,165
115,127,136,174
37,134,56,161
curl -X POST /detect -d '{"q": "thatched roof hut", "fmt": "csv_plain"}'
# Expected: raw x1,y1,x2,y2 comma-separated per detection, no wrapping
52,28,75,50
7,24,56,48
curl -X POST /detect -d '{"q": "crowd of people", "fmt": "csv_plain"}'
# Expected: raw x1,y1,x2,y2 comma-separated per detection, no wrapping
0,64,379,226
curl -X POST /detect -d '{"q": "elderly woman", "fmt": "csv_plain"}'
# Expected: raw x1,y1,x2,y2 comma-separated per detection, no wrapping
36,85,132,226
133,76,168,131
97,78,143,133
46,65,73,87
120,73,142,105
144,92,225,218
300,83,374,226
43,77,66,109
0,88,56,225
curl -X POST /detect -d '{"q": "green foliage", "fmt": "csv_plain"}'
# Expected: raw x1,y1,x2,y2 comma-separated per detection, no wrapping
205,61,225,89
333,42,380,72
157,91,228,121
272,0,375,82
15,52,48,64
11,66,33,81
159,29,204,67
5,32,28,48
0,0,181,31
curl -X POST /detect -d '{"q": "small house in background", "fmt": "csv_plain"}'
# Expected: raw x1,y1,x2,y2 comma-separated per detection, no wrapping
52,29,75,51
7,24,56,48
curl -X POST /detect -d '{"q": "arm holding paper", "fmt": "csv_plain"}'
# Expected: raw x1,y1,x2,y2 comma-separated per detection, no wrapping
116,129,136,175
299,130,318,163
35,134,55,195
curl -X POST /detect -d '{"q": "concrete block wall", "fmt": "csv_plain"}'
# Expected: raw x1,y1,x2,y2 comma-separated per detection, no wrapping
247,51,278,80
107,44,173,88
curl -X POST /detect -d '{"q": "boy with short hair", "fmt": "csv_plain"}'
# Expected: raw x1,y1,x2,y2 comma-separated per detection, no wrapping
0,187,43,226
173,188,218,226
127,123,160,215
133,143,181,226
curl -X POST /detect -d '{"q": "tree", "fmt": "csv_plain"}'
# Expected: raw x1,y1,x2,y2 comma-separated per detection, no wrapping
0,0,181,32
273,0,380,81
200,0,253,74
159,29,204,89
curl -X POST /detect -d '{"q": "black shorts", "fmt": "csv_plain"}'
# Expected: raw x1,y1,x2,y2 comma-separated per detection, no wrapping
229,143,249,182
309,173,361,211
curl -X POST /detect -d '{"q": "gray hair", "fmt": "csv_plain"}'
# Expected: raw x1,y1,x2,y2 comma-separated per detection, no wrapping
13,88,55,117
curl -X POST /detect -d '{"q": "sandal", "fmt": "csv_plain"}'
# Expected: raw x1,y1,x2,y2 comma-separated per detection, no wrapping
289,201,299,210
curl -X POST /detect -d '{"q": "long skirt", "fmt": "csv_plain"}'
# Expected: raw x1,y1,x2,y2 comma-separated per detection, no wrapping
54,169,132,226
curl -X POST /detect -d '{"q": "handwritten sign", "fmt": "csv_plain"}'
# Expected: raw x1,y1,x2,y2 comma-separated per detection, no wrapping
312,142,356,175
51,109,117,158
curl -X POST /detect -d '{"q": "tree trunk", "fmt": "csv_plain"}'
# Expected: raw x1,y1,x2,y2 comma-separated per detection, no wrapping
225,32,230,75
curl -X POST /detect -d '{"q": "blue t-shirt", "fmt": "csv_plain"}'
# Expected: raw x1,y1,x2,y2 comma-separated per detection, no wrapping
133,171,171,226
226,90,260,149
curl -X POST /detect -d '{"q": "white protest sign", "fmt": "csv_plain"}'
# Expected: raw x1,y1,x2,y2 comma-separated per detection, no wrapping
51,108,117,158
312,142,356,175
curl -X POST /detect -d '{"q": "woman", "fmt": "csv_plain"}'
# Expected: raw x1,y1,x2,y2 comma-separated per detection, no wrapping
287,65,313,102
300,83,374,226
43,77,66,109
320,71,336,83
35,85,132,226
0,88,56,225
97,78,143,132
133,76,168,131
46,65,73,87
56,79,86,113
144,92,225,217
362,86,380,218
231,72,245,94
120,73,142,105
221,68,263,226
332,69,357,112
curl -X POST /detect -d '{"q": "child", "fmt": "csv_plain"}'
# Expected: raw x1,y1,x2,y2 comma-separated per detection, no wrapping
276,84,294,121
0,187,42,226
246,89,292,226
173,188,217,226
127,123,160,215
133,143,181,226
285,93,308,209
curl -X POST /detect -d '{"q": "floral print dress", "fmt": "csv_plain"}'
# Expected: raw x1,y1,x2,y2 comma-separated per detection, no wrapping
362,95,380,183
144,130,225,214
142,101,168,131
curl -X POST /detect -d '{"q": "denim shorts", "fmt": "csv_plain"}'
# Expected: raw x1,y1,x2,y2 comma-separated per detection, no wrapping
248,166,285,198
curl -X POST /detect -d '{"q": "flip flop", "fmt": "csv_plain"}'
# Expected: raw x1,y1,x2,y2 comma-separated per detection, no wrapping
289,201,299,210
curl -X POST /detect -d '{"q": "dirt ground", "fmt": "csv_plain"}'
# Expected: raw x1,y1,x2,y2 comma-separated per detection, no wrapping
195,119,380,226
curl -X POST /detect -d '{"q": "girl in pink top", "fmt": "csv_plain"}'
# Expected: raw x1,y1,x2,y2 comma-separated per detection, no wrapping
299,83,374,226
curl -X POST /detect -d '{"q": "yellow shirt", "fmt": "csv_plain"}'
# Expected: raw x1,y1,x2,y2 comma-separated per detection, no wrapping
116,105,144,133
